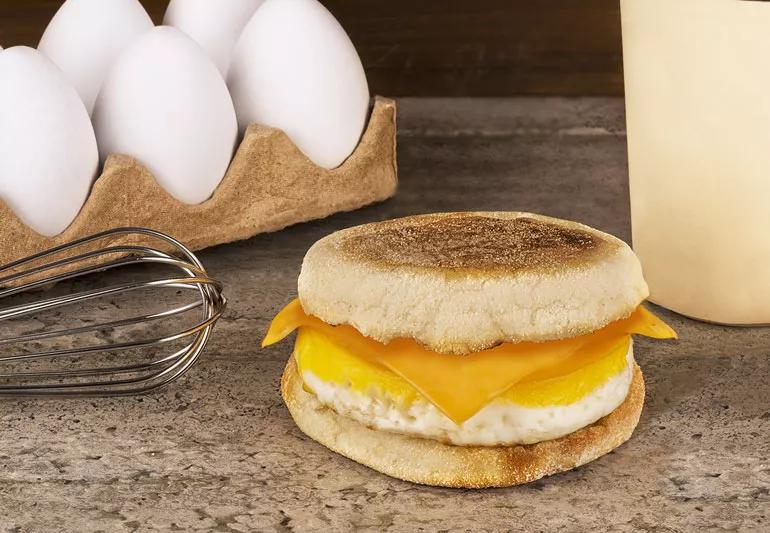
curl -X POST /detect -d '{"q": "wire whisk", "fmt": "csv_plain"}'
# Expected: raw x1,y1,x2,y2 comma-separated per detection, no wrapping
0,227,226,397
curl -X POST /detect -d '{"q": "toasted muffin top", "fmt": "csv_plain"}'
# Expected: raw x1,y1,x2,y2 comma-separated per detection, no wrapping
299,212,649,354
338,213,618,276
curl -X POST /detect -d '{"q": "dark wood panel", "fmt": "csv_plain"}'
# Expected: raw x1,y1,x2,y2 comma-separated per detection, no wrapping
0,0,623,96
330,0,623,96
0,0,168,44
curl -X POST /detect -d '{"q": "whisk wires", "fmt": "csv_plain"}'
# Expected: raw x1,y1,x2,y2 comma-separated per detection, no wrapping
0,227,226,396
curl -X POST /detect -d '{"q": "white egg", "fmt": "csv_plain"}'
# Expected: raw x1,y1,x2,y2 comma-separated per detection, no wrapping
164,0,265,76
228,0,370,169
0,47,98,237
92,27,238,205
38,0,153,114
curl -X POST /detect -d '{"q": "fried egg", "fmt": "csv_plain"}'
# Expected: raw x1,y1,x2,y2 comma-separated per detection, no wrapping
295,327,635,446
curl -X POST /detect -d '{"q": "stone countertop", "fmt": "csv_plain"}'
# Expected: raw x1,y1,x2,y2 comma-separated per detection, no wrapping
0,98,767,532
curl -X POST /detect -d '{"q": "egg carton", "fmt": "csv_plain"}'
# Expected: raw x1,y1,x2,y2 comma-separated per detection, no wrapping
0,97,397,266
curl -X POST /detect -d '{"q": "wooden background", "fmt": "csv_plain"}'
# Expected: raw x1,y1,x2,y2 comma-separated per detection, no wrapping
0,0,624,96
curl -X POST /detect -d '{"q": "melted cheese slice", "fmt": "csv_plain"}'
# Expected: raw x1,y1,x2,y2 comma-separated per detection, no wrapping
294,326,632,408
263,299,676,423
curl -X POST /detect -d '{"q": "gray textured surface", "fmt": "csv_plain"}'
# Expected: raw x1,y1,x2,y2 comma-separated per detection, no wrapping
1,98,768,532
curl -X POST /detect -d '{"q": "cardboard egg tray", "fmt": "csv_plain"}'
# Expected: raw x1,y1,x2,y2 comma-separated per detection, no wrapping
0,97,397,267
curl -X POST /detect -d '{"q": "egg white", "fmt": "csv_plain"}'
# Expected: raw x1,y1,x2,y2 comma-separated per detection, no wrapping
302,343,635,446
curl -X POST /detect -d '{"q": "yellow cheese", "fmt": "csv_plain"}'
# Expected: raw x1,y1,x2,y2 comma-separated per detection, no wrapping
294,326,631,408
263,299,676,423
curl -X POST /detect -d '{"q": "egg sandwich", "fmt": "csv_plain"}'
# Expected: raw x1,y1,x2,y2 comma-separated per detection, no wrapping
263,212,676,488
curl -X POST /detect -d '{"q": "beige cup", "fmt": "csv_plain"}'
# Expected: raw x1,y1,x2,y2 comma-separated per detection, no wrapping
621,0,770,324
